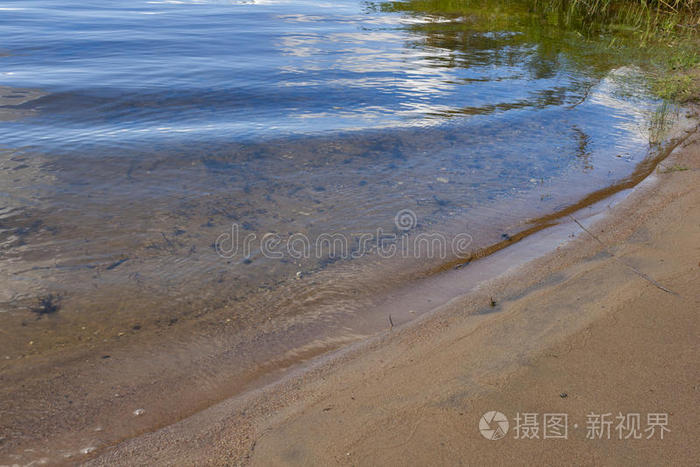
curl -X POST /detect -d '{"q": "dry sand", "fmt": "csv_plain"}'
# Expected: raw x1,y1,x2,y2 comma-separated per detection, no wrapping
85,119,700,465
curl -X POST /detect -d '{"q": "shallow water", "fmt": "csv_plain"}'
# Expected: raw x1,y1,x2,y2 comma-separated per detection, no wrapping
0,0,679,461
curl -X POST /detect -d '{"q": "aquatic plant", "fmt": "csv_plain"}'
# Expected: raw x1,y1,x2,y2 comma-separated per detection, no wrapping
374,0,700,101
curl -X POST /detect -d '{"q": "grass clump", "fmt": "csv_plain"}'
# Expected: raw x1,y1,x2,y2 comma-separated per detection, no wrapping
549,0,700,101
653,73,695,101
660,163,690,172
376,0,700,102
650,47,700,101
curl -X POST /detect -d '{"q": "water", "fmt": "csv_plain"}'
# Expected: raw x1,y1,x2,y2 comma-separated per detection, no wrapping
0,0,674,461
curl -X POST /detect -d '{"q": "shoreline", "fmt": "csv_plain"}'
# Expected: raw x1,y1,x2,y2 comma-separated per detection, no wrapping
85,113,700,464
1,109,696,464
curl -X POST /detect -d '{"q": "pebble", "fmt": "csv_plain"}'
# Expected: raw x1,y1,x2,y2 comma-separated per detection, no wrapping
133,408,145,416
296,271,303,279
436,177,449,183
560,392,568,398
80,447,96,455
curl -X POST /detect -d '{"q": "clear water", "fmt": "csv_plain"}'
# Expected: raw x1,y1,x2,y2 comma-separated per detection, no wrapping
0,1,651,145
0,0,671,461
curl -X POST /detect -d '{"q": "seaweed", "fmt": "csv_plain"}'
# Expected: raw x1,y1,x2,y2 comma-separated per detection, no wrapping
31,294,60,316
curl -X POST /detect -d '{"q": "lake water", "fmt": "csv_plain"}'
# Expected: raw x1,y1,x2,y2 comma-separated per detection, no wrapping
0,0,679,461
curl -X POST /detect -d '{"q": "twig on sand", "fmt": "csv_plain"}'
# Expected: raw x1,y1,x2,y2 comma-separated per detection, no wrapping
388,314,394,329
569,215,678,296
161,232,175,249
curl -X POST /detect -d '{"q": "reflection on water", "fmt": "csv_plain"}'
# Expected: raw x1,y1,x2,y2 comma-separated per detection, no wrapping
0,0,652,144
0,0,679,462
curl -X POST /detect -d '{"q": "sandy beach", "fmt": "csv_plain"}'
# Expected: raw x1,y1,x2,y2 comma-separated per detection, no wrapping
2,2,700,465
81,113,700,465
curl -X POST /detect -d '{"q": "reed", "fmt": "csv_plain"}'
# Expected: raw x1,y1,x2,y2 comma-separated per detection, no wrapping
532,0,699,41
378,0,699,101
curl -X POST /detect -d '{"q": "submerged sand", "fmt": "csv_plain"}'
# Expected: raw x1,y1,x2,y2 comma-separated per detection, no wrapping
82,116,700,464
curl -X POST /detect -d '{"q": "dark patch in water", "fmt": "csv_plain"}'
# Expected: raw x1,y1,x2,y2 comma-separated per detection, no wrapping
433,196,450,207
31,294,60,316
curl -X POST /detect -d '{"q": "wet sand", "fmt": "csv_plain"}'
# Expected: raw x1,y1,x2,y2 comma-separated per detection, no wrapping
86,112,699,465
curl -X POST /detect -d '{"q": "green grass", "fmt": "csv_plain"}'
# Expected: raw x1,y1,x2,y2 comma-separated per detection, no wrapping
377,0,700,102
649,101,677,144
653,73,695,101
659,163,690,172
554,0,700,101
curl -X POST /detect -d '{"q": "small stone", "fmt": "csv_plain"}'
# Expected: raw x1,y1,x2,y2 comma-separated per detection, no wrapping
296,271,303,279
133,408,145,416
80,447,96,455
436,177,449,184
560,392,568,398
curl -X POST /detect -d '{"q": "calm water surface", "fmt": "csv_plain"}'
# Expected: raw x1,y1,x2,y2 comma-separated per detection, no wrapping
0,0,674,460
